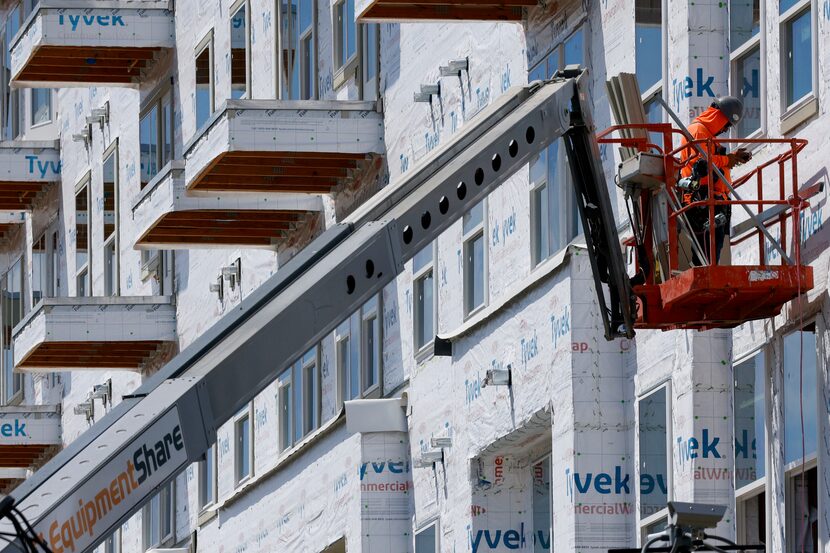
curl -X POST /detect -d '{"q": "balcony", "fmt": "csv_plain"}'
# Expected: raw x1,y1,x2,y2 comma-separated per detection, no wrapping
10,2,175,87
0,405,60,476
133,162,323,249
355,0,535,22
13,297,176,371
184,100,384,193
0,141,60,211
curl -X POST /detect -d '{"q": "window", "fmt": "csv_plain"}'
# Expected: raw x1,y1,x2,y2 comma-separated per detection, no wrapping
277,346,320,451
31,89,51,126
463,201,486,316
199,444,216,510
729,0,761,137
302,348,319,434
102,145,119,296
528,31,583,266
139,87,174,188
278,367,293,451
74,177,90,297
360,24,378,101
230,1,250,99
335,312,360,407
415,521,438,553
782,328,817,465
195,33,215,130
32,231,54,304
234,407,253,484
334,297,381,408
333,0,357,75
2,3,22,140
635,0,661,94
532,456,552,552
638,385,670,534
279,0,316,100
413,244,435,353
788,466,817,553
734,350,766,546
782,327,818,553
780,1,813,110
103,529,121,553
143,481,174,550
2,258,23,404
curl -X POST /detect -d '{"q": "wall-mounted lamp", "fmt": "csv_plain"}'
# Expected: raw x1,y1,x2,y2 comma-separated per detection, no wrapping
86,103,110,126
221,258,241,290
72,127,91,144
414,83,441,103
74,395,94,422
91,379,112,406
439,58,469,78
413,449,444,468
209,276,223,301
482,364,511,388
430,436,452,449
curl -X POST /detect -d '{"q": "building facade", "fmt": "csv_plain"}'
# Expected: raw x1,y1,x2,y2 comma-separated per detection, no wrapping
0,0,824,552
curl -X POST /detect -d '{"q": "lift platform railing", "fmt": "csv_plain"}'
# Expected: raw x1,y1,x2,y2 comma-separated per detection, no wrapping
597,124,815,275
597,122,815,330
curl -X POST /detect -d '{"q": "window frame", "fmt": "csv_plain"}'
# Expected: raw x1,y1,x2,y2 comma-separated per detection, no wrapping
301,347,321,435
1,256,24,406
1,3,23,141
194,30,215,133
462,201,487,318
359,23,379,101
74,173,91,298
332,0,358,88
634,0,663,95
729,0,764,140
32,221,58,305
276,0,318,100
413,242,437,357
779,321,821,552
198,443,217,512
334,295,382,411
414,519,440,553
103,528,121,553
139,81,175,190
733,346,770,546
531,453,553,552
30,88,51,127
779,0,818,132
102,140,120,297
277,345,322,453
636,380,673,541
229,0,251,100
784,459,818,553
234,405,254,486
361,297,381,396
142,481,174,551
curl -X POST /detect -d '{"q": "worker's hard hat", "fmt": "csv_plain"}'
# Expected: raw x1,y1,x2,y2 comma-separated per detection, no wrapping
711,96,744,125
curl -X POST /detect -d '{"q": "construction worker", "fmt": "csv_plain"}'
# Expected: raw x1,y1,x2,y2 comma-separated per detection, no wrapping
679,96,752,265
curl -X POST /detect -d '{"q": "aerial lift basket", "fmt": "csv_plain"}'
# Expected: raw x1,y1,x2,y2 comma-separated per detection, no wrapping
597,123,816,331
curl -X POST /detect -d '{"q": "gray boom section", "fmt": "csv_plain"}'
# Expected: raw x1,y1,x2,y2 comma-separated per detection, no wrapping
1,77,577,552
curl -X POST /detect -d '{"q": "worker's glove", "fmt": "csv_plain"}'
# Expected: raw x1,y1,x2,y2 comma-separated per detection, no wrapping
727,148,752,168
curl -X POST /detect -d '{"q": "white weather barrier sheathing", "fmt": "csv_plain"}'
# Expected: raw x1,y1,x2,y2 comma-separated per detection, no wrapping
10,1,175,87
0,405,61,446
12,296,176,371
183,99,385,188
0,140,60,183
131,162,323,250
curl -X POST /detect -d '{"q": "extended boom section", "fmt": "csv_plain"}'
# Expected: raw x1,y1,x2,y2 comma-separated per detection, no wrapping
0,72,628,552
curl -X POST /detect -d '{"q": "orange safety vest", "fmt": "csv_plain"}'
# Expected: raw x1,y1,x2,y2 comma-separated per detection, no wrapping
679,106,732,200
